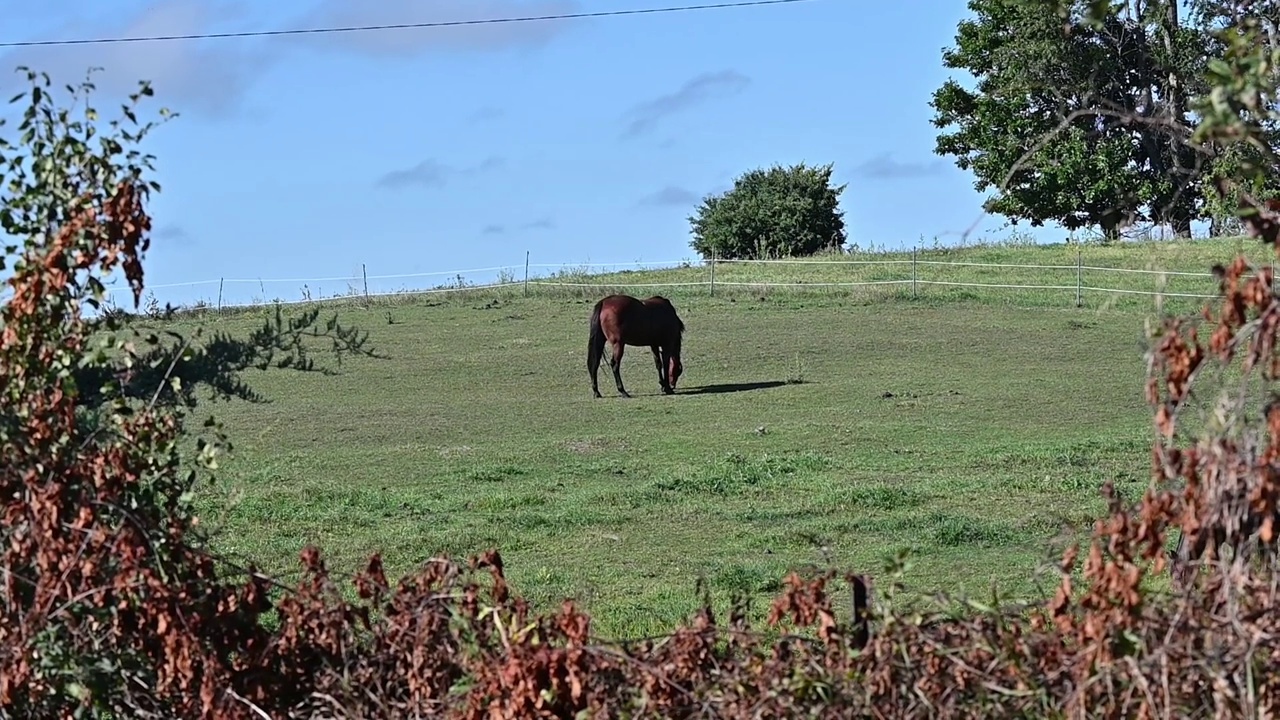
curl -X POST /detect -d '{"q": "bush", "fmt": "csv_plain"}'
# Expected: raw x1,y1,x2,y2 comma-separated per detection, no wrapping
688,162,848,260
0,67,378,718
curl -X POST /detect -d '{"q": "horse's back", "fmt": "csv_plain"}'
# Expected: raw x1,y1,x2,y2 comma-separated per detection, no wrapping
594,293,682,343
595,294,641,328
598,293,643,311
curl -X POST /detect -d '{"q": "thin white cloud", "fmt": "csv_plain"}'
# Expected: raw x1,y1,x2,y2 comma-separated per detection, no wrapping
287,0,584,57
621,70,750,139
639,186,701,207
468,106,506,122
374,155,505,190
853,153,945,179
521,217,554,230
153,223,194,246
0,0,275,120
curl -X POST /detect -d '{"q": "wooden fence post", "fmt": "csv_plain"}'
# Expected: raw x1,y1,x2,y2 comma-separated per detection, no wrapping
912,248,918,299
1076,251,1083,308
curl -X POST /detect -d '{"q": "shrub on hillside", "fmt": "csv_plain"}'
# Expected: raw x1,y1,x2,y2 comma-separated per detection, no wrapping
688,162,848,261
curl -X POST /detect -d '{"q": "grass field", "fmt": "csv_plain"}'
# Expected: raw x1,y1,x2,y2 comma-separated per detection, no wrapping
169,236,1276,640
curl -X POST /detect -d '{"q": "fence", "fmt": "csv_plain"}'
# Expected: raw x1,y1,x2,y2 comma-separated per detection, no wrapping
76,249,1262,313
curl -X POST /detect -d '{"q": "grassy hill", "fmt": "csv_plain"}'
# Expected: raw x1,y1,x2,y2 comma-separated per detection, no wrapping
166,236,1274,640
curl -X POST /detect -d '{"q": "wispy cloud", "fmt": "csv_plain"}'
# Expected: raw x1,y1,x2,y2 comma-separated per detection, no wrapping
474,156,506,172
375,159,450,189
638,186,701,207
375,155,505,190
520,217,555,230
153,223,194,246
287,0,584,58
468,106,505,122
0,0,276,120
621,70,750,139
852,154,945,179
482,217,553,235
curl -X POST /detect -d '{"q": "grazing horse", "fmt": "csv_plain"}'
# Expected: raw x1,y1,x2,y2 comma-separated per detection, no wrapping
1169,520,1272,591
587,294,685,398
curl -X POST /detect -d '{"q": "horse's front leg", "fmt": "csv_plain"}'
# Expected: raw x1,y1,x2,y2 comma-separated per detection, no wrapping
652,345,671,394
1172,525,1229,590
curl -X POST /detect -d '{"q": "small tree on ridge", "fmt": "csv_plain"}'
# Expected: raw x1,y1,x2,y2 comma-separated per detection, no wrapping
687,162,848,260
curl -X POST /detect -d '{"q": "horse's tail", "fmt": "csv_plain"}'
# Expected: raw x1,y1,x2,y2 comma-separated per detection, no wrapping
587,298,607,373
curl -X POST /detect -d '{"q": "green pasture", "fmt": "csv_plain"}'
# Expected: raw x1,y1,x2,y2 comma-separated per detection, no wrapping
171,237,1274,640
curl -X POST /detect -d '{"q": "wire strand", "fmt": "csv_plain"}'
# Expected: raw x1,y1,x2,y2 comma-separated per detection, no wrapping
0,0,819,49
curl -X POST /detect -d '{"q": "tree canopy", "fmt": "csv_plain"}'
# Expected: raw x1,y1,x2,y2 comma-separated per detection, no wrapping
687,162,847,260
929,0,1265,241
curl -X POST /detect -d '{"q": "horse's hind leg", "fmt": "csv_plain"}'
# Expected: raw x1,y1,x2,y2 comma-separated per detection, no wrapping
652,345,671,394
610,341,631,397
588,346,603,398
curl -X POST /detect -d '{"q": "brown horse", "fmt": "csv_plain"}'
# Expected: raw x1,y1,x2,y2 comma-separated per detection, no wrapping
587,294,685,398
1169,518,1273,590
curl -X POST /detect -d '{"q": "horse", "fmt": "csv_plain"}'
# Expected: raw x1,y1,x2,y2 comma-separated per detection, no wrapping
1169,517,1274,591
587,294,685,398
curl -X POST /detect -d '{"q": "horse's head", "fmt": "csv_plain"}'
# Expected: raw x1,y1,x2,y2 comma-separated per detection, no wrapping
667,351,683,391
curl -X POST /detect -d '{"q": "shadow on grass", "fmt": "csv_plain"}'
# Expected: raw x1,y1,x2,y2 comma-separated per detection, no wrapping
678,380,795,395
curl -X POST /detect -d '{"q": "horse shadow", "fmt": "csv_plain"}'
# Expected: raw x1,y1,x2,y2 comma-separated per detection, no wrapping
678,380,794,395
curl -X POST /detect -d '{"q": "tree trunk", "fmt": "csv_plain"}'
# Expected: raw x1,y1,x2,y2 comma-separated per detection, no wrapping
1101,212,1121,243
1161,1,1184,120
1172,214,1193,239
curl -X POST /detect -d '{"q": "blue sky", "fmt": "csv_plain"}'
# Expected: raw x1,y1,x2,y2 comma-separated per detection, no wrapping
1,0,1073,308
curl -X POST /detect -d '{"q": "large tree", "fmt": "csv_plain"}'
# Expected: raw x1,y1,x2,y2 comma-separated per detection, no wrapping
687,162,847,260
1187,0,1280,235
1123,0,1220,237
931,0,1217,240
